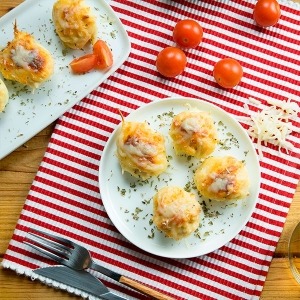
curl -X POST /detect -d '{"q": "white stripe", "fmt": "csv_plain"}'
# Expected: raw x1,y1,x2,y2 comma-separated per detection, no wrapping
221,243,272,265
32,172,100,201
255,200,289,217
50,132,106,158
254,204,288,221
43,153,100,178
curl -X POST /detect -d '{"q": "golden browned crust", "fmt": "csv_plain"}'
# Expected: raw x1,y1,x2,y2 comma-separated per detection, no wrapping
169,110,218,159
0,78,9,112
194,156,250,201
116,120,168,180
52,0,97,49
0,22,54,89
153,186,201,240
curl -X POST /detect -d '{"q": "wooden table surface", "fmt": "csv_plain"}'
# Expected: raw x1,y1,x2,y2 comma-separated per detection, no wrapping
1,1,300,299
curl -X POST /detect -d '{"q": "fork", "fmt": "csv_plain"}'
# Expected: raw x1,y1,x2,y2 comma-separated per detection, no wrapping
24,229,175,300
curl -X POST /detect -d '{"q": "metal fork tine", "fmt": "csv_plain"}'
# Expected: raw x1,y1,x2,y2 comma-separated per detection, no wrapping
26,232,70,254
24,240,66,264
30,228,73,247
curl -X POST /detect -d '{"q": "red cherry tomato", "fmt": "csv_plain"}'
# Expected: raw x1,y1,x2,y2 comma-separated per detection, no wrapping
156,47,187,78
93,39,113,69
253,0,281,27
70,54,97,74
213,58,243,89
173,19,203,49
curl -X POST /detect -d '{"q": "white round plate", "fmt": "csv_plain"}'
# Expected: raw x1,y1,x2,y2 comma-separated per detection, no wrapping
99,97,260,258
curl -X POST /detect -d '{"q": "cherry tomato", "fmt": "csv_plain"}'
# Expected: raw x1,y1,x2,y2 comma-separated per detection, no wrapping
93,39,113,69
253,0,281,27
213,58,243,89
70,54,97,74
173,19,203,49
156,47,187,78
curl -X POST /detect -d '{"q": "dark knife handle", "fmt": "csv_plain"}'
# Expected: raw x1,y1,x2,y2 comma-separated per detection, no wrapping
119,275,175,300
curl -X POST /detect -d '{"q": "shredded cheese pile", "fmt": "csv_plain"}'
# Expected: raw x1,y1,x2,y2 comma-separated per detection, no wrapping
242,97,300,158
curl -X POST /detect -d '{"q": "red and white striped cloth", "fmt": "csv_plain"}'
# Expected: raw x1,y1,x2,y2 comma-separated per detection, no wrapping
3,1,300,299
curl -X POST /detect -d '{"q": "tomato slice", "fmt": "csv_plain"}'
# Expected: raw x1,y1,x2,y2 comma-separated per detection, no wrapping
70,54,97,74
93,40,113,69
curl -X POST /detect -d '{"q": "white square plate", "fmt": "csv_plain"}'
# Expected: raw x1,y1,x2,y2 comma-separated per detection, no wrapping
0,0,130,159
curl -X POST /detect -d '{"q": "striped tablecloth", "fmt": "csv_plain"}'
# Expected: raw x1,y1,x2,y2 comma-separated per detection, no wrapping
2,0,300,299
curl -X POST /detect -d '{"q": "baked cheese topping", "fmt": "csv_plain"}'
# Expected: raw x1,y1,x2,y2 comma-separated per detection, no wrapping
52,0,97,49
208,176,230,193
153,186,201,240
11,45,38,70
124,137,157,157
194,156,250,201
116,120,168,180
181,117,201,135
169,110,218,159
0,23,54,89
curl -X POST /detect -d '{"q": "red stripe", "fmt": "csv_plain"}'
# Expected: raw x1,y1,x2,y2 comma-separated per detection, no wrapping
238,229,278,248
252,207,287,224
228,232,276,256
258,193,294,209
29,184,100,208
33,172,99,195
260,161,300,181
220,244,271,266
259,181,297,199
63,104,120,127
246,221,282,238
42,156,98,181
49,135,103,160
45,147,100,171
229,238,274,257
3,253,40,270
91,84,155,109
26,194,109,223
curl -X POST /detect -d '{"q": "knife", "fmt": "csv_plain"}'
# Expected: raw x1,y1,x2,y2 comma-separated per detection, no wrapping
33,266,128,300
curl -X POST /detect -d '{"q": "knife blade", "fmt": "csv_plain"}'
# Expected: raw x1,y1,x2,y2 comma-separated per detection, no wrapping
33,266,128,300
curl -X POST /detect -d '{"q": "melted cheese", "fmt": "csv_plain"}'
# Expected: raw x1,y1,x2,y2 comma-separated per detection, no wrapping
194,156,250,201
181,117,200,134
158,197,193,219
208,176,229,193
153,186,201,240
169,110,218,159
52,0,97,49
116,121,168,180
123,139,157,157
0,23,54,89
11,45,38,70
